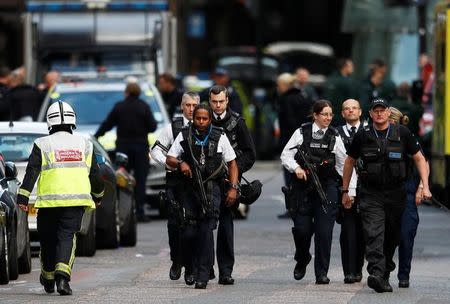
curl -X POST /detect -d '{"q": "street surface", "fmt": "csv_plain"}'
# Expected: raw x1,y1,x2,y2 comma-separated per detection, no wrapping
1,161,450,303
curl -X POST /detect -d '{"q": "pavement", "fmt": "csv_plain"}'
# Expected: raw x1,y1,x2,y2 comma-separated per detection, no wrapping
1,161,450,303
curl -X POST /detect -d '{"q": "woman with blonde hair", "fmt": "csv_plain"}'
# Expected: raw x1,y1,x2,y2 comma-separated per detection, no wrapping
389,106,426,288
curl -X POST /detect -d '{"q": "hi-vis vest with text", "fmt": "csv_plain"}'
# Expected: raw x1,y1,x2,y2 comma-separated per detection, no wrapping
34,132,95,209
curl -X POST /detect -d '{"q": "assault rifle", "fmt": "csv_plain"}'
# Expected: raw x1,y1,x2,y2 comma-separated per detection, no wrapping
186,127,212,216
291,146,331,214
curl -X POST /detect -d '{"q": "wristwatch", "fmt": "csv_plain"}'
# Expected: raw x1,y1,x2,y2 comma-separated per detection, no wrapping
230,183,240,190
341,189,349,194
177,160,184,170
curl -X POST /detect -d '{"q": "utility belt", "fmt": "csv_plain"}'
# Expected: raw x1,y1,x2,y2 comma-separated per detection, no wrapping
159,191,200,227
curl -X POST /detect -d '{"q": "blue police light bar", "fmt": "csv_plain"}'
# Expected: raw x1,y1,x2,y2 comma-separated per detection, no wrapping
26,1,168,12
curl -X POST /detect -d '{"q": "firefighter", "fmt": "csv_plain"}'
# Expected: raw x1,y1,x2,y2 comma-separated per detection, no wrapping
17,101,104,296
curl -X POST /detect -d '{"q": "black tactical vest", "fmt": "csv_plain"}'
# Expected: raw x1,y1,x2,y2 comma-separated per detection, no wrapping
222,112,242,156
171,117,184,140
180,125,224,180
296,122,338,181
359,124,407,187
337,125,362,151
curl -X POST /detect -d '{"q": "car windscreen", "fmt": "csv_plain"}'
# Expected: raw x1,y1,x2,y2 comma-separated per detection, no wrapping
50,90,165,127
0,133,44,162
279,52,334,75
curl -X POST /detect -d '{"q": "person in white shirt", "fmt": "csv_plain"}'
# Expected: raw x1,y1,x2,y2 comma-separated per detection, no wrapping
335,99,365,284
166,104,238,289
280,99,357,285
151,91,199,282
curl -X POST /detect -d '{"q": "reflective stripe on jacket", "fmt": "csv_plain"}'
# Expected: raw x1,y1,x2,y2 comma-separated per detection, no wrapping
34,132,96,210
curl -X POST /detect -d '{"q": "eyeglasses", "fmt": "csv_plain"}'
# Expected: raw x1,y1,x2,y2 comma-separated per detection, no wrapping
318,112,334,118
343,106,360,111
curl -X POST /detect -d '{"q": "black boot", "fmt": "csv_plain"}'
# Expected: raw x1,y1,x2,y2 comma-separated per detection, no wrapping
56,275,72,296
169,262,182,280
293,262,307,281
40,275,55,294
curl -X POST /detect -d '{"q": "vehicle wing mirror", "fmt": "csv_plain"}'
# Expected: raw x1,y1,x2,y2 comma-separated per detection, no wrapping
5,161,17,179
115,152,128,167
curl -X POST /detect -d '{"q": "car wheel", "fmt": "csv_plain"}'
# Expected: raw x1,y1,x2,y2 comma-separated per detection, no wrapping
97,196,120,249
0,227,9,285
7,218,18,280
120,195,137,247
18,229,31,274
76,214,96,257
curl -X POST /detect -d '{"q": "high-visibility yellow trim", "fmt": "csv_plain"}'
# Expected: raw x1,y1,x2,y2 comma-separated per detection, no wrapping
18,188,30,197
69,234,76,269
35,199,95,210
91,190,104,198
55,262,71,277
40,252,55,280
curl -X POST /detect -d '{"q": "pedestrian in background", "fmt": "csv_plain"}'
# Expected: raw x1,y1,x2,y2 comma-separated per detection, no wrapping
336,99,365,284
95,82,157,222
17,102,104,296
295,67,318,102
390,82,423,136
151,91,200,282
342,99,431,293
280,100,357,284
166,104,239,289
389,107,428,289
201,67,243,114
7,67,41,121
323,58,358,126
358,59,397,118
158,73,184,119
209,85,256,285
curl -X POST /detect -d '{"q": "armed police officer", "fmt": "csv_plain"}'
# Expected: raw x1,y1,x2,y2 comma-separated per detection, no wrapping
166,104,238,289
151,91,199,281
17,102,104,296
342,98,431,293
336,99,365,284
281,100,357,284
208,85,256,285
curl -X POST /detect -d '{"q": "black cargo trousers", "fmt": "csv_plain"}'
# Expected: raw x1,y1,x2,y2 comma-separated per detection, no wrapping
358,186,406,279
37,206,84,281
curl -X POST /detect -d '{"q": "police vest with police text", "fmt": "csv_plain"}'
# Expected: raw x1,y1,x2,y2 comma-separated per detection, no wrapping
34,132,96,209
296,122,338,181
222,112,242,157
359,124,407,187
171,116,184,140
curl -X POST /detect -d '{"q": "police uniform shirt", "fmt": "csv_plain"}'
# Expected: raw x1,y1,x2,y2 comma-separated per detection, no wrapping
280,122,358,196
213,110,226,121
346,124,421,160
167,131,237,163
343,122,361,138
151,116,190,167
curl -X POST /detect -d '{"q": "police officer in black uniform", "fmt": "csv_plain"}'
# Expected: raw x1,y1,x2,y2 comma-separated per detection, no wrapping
151,92,199,281
95,82,157,222
342,98,431,293
336,99,365,284
281,100,357,284
208,85,256,285
166,104,239,289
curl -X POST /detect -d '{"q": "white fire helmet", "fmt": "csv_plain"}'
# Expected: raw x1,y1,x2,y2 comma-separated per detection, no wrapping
46,101,77,129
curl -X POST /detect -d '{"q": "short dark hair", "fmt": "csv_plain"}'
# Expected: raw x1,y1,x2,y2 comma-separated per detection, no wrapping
312,99,333,115
125,82,141,97
193,104,213,120
0,66,10,78
159,73,176,86
336,58,351,71
208,85,229,99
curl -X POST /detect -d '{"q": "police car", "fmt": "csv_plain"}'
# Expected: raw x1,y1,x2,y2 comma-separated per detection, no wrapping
0,122,137,257
37,79,170,215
